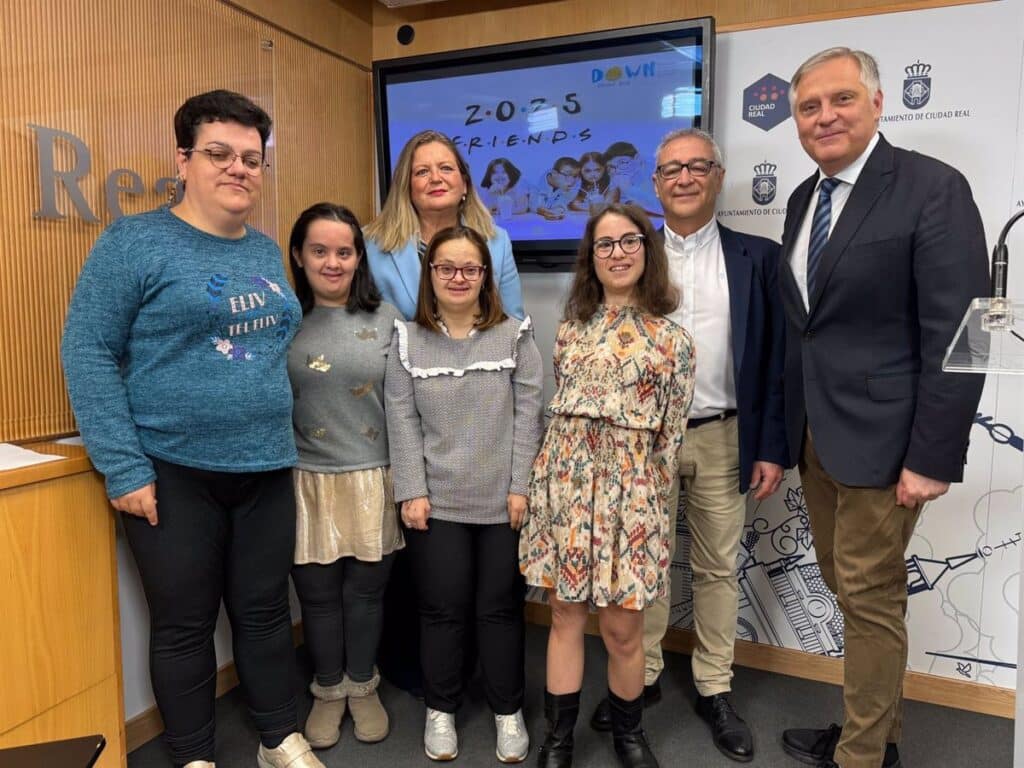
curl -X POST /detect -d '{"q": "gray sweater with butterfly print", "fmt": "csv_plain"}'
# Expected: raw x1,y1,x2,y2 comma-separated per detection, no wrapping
288,303,402,472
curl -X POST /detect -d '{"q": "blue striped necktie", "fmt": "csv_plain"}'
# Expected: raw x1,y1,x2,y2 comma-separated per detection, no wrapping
806,177,841,298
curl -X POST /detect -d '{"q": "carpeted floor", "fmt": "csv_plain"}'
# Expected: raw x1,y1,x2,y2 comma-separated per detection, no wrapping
128,624,1013,767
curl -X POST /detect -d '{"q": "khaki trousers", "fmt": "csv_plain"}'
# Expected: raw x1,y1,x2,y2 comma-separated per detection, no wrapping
800,429,920,768
642,416,746,695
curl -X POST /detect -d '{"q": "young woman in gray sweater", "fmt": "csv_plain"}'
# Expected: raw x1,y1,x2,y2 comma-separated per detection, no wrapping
287,204,403,750
384,226,544,763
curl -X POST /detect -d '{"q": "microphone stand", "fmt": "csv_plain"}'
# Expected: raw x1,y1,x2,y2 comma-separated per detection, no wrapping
986,208,1024,335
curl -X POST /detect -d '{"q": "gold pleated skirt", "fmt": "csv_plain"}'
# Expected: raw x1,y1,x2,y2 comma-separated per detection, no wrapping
293,466,404,565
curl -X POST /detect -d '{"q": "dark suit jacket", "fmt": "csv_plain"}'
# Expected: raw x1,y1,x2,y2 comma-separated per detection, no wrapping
779,134,988,487
664,224,789,493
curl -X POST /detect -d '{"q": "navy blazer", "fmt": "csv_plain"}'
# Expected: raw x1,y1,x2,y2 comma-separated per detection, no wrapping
665,223,788,493
779,135,988,486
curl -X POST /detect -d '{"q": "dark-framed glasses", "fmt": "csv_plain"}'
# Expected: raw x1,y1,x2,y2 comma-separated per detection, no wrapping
430,263,486,281
655,159,717,180
607,156,636,172
593,233,645,259
184,144,268,175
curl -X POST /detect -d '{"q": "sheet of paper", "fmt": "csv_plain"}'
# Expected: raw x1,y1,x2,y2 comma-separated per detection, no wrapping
0,443,63,471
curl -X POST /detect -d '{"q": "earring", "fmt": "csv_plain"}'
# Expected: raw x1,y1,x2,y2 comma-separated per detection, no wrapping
167,176,181,204
461,194,467,204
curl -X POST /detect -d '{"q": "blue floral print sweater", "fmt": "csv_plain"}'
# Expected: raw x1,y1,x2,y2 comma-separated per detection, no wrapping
61,206,301,498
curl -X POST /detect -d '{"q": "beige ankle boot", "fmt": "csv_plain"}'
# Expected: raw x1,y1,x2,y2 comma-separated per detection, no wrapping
256,732,324,768
304,679,346,748
342,668,389,742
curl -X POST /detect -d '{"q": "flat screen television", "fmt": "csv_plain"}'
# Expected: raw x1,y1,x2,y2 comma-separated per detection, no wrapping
373,18,714,271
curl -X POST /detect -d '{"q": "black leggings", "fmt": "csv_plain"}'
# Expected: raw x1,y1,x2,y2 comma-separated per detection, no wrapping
406,519,525,715
121,457,298,766
291,554,395,685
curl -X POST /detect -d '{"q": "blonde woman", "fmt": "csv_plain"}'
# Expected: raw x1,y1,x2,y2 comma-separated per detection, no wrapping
365,129,524,321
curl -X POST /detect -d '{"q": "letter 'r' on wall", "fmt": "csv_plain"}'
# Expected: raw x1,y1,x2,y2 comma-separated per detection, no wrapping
28,123,100,222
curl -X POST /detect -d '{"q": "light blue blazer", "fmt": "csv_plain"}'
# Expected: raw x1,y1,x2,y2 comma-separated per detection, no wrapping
366,226,525,321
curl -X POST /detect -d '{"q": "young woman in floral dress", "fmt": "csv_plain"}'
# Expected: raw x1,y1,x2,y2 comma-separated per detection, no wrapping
521,204,695,768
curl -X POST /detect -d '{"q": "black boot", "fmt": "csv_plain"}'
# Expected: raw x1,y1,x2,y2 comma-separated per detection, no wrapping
609,690,659,768
537,690,579,767
590,679,662,732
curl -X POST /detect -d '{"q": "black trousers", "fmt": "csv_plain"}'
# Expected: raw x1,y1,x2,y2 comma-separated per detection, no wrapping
291,553,395,685
121,457,298,766
378,544,423,692
406,519,525,715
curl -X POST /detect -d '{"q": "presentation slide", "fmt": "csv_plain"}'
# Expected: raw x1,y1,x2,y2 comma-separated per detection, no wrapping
383,45,703,242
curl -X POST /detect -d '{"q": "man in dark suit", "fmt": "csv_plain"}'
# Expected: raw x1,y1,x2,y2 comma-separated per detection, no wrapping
778,48,988,768
590,127,788,763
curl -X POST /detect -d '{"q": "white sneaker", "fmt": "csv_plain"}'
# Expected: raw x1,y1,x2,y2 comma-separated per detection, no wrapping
183,763,215,768
495,710,529,763
424,707,459,761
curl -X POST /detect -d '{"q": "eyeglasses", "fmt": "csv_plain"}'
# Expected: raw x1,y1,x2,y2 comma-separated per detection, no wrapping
430,263,486,281
607,157,635,171
593,233,645,259
184,144,268,175
655,159,718,180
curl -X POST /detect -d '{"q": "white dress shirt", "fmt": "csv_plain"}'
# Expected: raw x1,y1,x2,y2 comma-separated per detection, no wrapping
664,217,736,419
790,131,880,309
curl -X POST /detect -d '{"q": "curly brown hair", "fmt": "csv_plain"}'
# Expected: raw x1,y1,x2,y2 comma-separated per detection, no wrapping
563,203,678,323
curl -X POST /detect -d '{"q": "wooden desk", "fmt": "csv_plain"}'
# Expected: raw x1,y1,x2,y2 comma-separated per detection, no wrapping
0,444,126,767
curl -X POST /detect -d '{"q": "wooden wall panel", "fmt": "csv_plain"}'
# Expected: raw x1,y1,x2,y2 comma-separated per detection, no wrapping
372,0,990,60
228,0,374,67
0,0,371,444
272,34,374,252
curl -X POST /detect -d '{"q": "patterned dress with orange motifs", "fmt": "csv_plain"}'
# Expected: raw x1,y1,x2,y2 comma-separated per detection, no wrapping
520,304,695,609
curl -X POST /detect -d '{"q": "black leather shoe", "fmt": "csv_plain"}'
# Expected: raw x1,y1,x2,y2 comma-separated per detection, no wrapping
816,757,902,768
783,724,901,767
589,680,662,732
695,694,754,762
782,724,842,765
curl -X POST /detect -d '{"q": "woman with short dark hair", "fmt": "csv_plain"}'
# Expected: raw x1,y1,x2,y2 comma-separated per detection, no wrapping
62,90,322,768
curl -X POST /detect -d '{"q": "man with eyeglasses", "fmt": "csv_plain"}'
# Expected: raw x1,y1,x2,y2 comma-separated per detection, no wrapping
778,48,988,768
589,127,788,764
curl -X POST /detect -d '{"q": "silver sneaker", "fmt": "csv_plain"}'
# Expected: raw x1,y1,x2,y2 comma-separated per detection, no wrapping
495,710,529,763
256,732,325,768
424,708,459,761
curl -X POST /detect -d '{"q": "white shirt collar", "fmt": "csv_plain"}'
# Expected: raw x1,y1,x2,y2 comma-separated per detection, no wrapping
664,216,719,250
818,131,880,189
